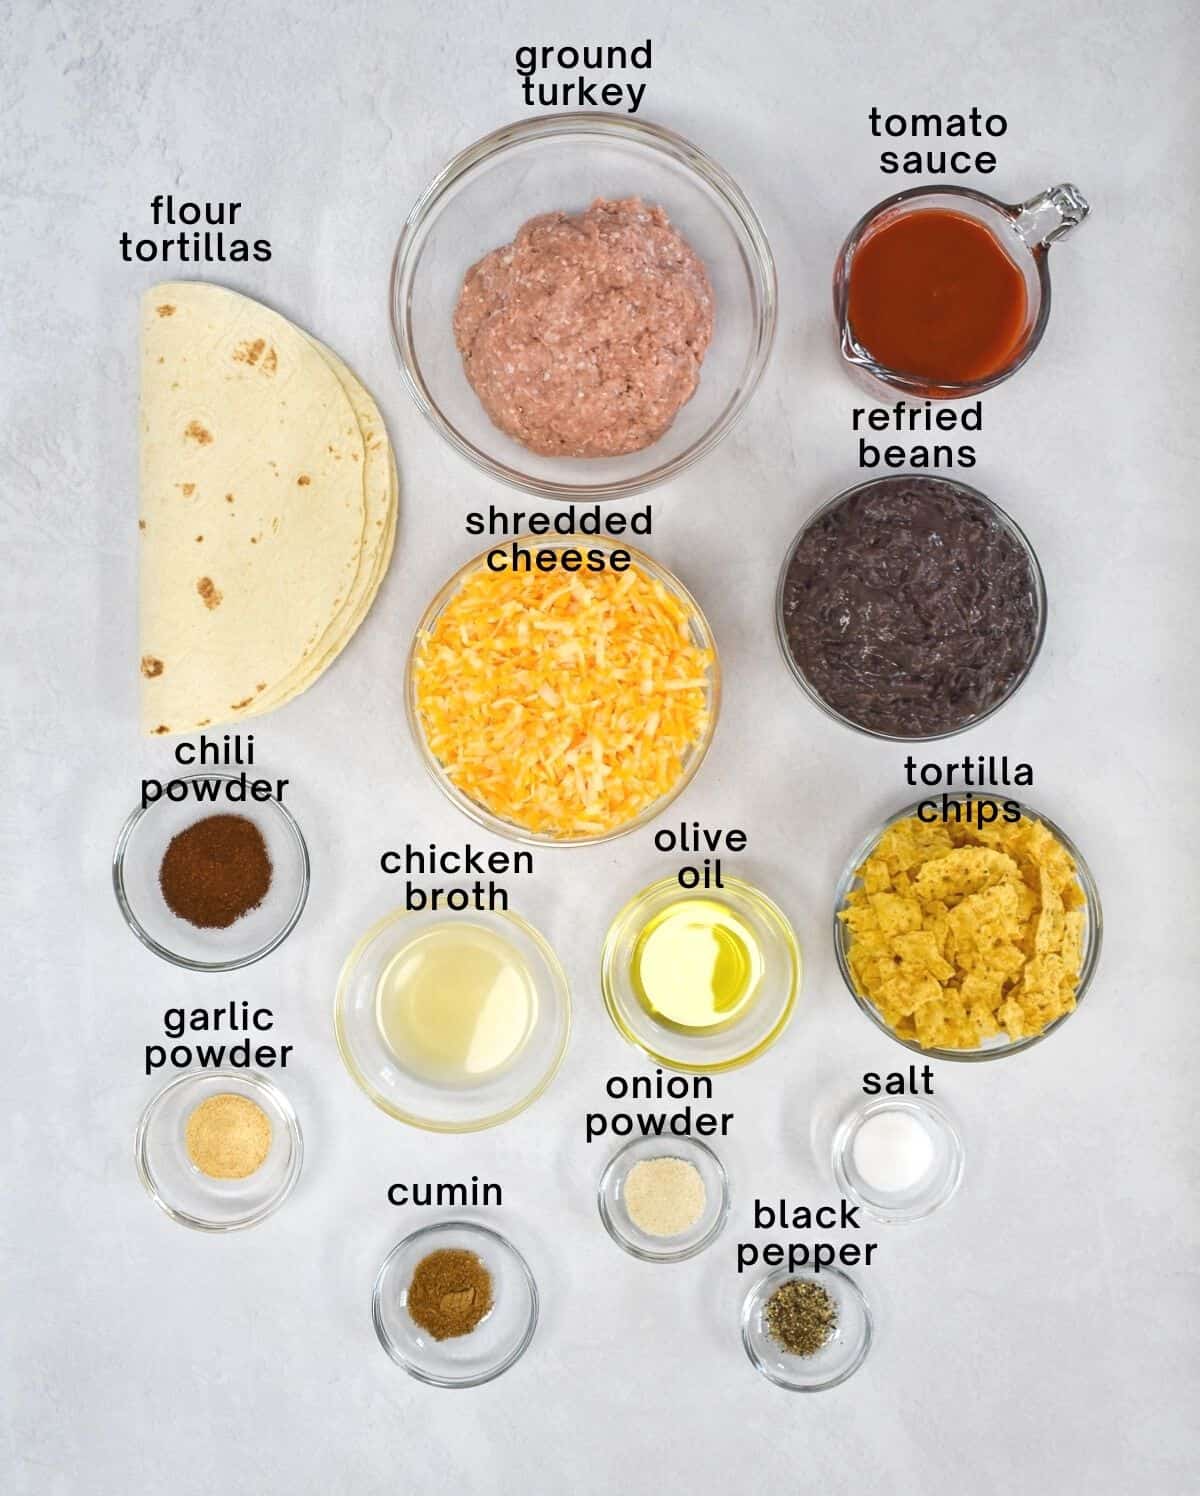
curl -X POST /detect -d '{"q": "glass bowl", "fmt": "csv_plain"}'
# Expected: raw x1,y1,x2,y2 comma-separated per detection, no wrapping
113,775,310,971
832,1098,964,1223
135,1070,303,1232
833,795,1103,1061
406,537,720,847
597,1136,730,1263
741,1265,872,1392
601,874,801,1073
390,112,777,501
334,906,571,1131
775,476,1047,742
372,1221,538,1388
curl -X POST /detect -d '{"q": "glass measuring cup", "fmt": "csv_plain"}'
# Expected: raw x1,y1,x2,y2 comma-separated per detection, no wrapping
833,182,1089,399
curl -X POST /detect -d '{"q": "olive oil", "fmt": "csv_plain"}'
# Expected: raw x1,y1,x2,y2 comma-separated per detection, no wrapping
375,923,537,1086
630,898,764,1034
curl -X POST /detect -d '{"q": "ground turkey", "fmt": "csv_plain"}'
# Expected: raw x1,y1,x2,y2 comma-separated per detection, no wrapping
453,197,715,458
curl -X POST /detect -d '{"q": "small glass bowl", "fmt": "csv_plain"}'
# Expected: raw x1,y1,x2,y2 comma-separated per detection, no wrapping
406,537,720,847
834,795,1103,1061
741,1266,872,1392
597,1136,730,1263
390,112,777,501
832,1098,964,1223
775,476,1047,742
112,775,310,971
372,1221,538,1388
135,1070,303,1232
601,874,801,1073
334,906,571,1131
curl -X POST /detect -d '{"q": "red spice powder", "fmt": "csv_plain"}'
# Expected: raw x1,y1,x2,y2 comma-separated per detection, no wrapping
159,814,273,929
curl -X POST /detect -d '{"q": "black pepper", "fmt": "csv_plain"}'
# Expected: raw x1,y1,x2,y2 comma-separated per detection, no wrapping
764,1278,839,1358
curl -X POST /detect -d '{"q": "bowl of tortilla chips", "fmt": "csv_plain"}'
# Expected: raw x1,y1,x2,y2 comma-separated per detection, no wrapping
834,796,1102,1060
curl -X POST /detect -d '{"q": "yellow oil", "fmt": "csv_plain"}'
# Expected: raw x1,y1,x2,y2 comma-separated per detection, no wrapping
375,923,537,1086
630,898,764,1034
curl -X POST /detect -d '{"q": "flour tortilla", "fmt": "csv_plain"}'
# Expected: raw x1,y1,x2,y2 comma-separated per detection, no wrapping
139,283,393,734
244,332,397,713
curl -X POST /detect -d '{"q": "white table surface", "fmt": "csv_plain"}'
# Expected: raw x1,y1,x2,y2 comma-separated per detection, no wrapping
5,1,1198,1491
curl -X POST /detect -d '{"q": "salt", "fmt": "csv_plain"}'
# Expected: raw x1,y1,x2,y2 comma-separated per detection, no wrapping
852,1109,934,1195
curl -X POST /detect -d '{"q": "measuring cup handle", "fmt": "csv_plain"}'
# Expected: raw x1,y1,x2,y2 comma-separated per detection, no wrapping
1014,184,1090,250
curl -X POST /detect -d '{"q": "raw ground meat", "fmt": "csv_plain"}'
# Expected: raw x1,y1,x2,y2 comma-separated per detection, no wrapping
453,197,715,458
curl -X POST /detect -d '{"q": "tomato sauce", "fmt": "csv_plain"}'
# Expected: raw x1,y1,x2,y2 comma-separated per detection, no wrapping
847,209,1029,385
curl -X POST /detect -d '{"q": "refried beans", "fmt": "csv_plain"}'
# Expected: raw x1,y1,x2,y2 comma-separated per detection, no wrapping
779,476,1042,739
453,197,715,458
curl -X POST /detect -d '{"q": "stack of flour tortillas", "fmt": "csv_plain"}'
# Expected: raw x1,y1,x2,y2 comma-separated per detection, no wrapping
139,282,397,735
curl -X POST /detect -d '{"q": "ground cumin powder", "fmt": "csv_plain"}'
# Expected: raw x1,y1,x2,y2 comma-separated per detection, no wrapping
406,1248,494,1341
185,1093,272,1179
159,813,273,928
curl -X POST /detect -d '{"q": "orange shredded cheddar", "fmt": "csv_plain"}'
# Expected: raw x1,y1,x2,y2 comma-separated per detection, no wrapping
414,562,714,837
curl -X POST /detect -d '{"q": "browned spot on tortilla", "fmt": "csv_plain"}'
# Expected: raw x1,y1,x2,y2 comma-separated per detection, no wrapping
296,474,311,486
250,536,258,544
195,535,204,542
156,304,176,317
140,655,164,678
196,576,222,609
231,696,254,710
256,682,267,692
198,719,211,727
225,492,234,503
181,483,195,496
157,356,165,364
185,420,213,445
138,519,147,531
233,337,274,368
152,724,171,735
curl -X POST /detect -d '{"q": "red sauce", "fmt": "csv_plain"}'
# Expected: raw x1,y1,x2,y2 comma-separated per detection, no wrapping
847,209,1029,385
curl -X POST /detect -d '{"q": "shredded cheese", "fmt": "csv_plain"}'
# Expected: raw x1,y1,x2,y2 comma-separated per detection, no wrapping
414,562,714,837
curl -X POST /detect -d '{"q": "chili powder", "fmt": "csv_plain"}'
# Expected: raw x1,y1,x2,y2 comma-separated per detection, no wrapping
159,813,273,929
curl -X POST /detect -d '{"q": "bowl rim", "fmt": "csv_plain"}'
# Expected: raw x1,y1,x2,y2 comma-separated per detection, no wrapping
134,1068,304,1233
406,536,721,847
371,1220,539,1388
596,1134,731,1263
599,872,802,1073
333,905,572,1131
740,1263,873,1392
832,793,1104,1061
774,474,1048,742
112,774,311,972
389,110,778,501
831,1096,966,1223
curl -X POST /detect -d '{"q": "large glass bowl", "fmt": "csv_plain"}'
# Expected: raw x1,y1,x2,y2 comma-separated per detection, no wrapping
334,906,571,1131
833,795,1103,1061
406,537,720,847
775,476,1047,743
390,113,777,500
